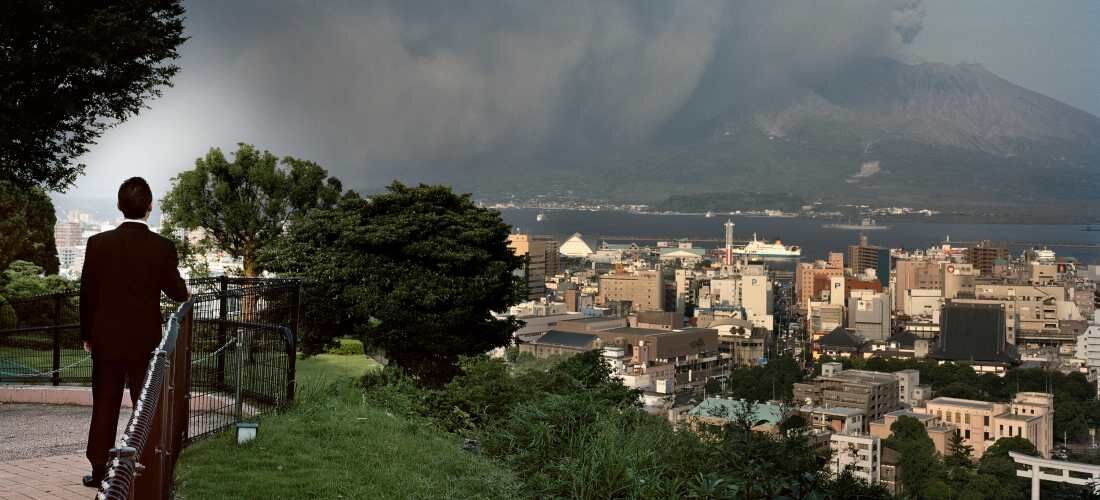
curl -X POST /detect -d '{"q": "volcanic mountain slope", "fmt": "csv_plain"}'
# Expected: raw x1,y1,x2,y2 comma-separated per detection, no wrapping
488,58,1099,210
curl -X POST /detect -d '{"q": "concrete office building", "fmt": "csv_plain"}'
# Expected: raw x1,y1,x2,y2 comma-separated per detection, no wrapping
903,289,942,319
796,259,844,311
598,270,664,312
507,234,558,300
794,363,901,427
942,263,979,299
916,393,1054,459
894,258,943,311
848,290,891,341
963,283,1083,347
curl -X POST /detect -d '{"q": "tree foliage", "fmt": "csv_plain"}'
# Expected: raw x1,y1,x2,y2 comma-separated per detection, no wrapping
725,355,802,402
2,260,71,299
0,181,58,274
161,144,343,277
887,416,944,497
361,350,890,499
0,0,186,191
262,182,525,385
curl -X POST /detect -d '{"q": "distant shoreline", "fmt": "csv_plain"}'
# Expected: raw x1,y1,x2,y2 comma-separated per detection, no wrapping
502,207,1098,227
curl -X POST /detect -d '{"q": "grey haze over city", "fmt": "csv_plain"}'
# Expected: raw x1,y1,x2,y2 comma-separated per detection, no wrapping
55,0,1100,207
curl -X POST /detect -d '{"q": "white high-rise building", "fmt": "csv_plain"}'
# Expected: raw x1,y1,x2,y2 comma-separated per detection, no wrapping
1077,311,1100,398
829,433,881,485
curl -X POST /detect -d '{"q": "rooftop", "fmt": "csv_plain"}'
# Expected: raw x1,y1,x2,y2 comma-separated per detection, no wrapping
882,409,936,422
531,330,599,349
820,369,897,385
997,413,1040,422
687,398,785,425
561,316,623,324
802,405,864,417
927,397,996,412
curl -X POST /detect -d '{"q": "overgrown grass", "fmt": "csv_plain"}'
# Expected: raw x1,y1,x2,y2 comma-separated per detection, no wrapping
176,354,521,499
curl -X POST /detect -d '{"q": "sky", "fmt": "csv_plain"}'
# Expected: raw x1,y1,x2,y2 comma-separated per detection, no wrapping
54,0,1100,206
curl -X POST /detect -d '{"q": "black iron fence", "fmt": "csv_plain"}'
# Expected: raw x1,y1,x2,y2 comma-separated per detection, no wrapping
0,277,300,445
0,289,88,384
97,299,193,500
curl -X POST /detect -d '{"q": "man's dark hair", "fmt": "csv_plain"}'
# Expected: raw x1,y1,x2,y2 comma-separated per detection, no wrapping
118,177,153,219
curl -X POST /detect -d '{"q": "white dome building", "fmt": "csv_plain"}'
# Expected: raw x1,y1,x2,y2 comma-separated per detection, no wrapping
559,233,594,258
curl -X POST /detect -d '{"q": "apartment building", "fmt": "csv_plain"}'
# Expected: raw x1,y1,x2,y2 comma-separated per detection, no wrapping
965,241,1008,276
829,433,882,486
848,235,891,283
593,326,724,389
793,363,901,427
597,270,664,312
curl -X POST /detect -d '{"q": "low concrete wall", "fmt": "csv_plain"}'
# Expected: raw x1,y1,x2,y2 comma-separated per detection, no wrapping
0,385,131,407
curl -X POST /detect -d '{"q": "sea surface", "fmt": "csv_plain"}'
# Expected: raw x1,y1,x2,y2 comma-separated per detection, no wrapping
499,209,1100,265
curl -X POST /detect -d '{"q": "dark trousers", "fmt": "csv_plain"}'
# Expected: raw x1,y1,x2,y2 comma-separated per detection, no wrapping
86,356,149,477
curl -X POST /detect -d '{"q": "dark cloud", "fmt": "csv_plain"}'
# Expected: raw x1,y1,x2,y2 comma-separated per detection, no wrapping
69,1,942,195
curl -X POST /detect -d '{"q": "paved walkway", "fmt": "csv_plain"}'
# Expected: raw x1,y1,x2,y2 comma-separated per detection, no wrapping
0,403,131,499
0,454,91,499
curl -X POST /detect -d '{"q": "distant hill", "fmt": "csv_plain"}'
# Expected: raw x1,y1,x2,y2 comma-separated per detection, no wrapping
467,58,1099,214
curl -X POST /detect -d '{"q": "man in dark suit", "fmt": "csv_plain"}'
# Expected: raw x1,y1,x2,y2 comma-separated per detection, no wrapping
79,177,189,487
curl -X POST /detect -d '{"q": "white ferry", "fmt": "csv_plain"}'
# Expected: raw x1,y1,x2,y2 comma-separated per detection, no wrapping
731,233,801,258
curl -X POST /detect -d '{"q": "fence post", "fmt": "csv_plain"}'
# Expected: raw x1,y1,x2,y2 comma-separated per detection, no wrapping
284,327,296,403
51,294,62,386
216,275,228,389
288,281,300,403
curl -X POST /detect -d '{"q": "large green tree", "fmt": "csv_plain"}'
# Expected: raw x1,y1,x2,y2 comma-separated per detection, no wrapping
0,1,186,191
161,144,343,277
886,416,944,498
262,182,525,384
0,181,59,275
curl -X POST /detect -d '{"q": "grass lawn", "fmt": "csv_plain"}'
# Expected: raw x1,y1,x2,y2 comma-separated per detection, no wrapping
176,348,521,499
0,345,91,381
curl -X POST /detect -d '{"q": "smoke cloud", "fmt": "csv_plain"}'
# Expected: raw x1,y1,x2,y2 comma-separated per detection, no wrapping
74,0,927,194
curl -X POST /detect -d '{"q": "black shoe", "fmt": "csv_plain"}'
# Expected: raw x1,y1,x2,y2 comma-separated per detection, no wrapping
82,474,103,488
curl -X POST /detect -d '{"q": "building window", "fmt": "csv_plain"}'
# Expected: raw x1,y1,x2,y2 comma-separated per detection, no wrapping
964,414,970,425
984,416,990,426
965,430,970,439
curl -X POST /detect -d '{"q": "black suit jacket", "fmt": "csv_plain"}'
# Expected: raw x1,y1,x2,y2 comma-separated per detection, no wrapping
80,222,189,360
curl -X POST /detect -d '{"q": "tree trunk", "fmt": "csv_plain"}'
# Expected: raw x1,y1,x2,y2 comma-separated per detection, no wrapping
243,250,257,278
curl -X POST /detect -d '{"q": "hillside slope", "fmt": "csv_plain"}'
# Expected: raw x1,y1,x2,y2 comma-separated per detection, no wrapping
468,59,1100,211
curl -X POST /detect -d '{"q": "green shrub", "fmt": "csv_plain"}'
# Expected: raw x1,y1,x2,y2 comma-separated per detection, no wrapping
325,337,365,355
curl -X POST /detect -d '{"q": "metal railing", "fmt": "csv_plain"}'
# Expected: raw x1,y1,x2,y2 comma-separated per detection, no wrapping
0,277,300,485
0,289,87,384
97,299,193,500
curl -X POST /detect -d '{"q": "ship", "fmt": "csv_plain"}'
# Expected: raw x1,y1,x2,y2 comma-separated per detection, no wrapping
823,217,889,230
705,211,715,218
731,233,801,258
536,212,545,222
